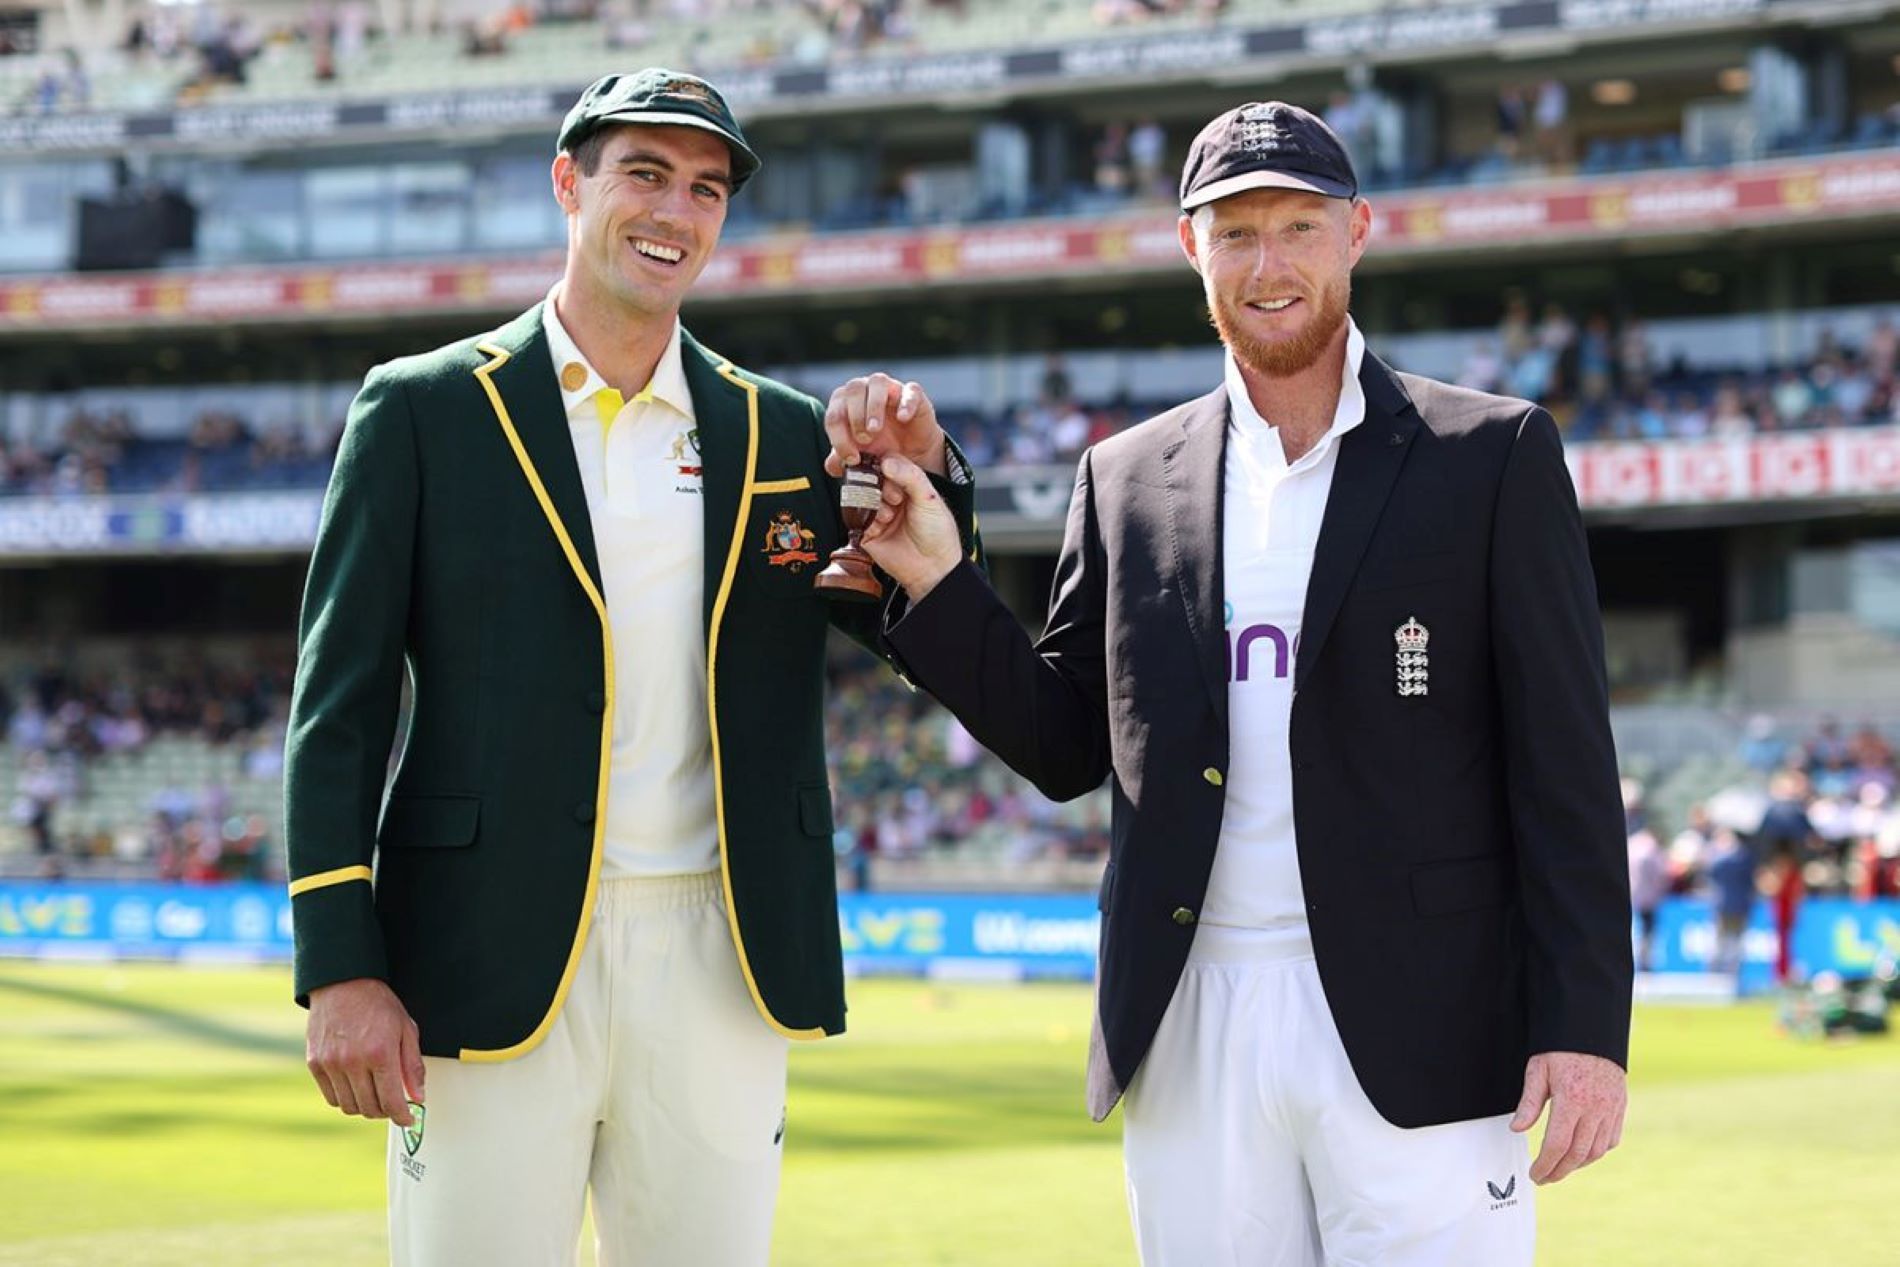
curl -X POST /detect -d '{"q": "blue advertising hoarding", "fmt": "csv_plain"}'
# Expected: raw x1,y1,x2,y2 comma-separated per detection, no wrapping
0,883,295,961
3,884,1897,989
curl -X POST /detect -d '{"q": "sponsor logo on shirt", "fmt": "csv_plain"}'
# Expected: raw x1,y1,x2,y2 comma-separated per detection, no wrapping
1224,602,1299,684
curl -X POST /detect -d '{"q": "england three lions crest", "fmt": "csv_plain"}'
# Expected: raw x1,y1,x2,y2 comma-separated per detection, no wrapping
1395,616,1429,697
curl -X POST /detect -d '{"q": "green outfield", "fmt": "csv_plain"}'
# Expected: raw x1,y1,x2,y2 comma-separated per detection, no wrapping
0,961,1895,1267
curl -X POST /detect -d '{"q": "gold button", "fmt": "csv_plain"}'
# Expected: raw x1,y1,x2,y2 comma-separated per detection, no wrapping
560,362,589,392
1172,907,1196,926
1203,767,1223,786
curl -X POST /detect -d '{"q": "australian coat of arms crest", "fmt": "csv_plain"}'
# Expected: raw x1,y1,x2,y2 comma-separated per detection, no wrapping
763,511,819,572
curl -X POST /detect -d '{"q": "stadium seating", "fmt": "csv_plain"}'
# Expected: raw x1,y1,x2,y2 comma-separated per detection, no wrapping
4,309,1893,499
0,658,1111,885
10,661,1895,899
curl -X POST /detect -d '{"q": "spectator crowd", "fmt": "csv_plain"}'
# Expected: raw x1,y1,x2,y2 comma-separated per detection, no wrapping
0,404,340,498
1623,715,1900,985
3,660,289,881
1460,303,1900,444
2,652,1107,885
5,312,1898,499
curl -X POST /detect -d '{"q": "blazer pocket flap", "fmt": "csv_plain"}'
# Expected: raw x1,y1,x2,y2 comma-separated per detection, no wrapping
379,795,480,849
799,784,835,839
1357,551,1458,593
1411,854,1512,916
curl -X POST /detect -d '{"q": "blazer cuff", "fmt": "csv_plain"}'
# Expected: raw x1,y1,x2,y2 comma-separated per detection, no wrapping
290,876,389,1007
1529,1007,1631,1070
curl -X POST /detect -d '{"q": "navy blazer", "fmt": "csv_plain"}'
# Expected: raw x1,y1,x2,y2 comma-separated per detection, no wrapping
889,352,1631,1126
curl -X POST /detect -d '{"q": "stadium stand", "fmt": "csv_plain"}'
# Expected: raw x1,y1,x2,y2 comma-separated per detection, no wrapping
7,647,1900,909
5,0,1898,258
5,305,1895,495
0,653,1110,888
3,0,1900,922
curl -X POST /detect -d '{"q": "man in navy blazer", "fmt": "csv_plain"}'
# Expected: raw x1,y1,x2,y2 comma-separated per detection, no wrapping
857,102,1632,1266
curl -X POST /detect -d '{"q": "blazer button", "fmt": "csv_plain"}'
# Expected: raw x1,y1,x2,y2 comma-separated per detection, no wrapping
574,803,596,824
585,691,606,714
1171,907,1197,927
1202,767,1223,786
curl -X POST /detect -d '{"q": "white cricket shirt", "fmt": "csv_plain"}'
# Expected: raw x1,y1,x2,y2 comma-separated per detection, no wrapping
544,296,717,877
1203,320,1367,933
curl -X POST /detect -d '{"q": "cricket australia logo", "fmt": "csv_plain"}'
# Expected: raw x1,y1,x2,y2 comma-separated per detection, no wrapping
762,510,819,571
398,1102,427,1182
1395,616,1430,697
1486,1175,1518,1210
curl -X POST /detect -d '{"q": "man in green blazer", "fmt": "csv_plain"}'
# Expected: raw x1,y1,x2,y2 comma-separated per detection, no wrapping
285,68,978,1266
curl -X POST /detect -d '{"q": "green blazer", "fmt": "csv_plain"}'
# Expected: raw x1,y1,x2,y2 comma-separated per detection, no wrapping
285,303,979,1061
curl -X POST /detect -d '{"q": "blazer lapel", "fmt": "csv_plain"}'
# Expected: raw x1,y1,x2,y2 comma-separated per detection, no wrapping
1161,386,1232,732
681,329,756,634
1294,354,1419,690
473,304,604,599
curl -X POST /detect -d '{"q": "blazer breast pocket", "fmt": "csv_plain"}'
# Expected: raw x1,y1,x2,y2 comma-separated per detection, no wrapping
1355,550,1459,594
744,483,836,599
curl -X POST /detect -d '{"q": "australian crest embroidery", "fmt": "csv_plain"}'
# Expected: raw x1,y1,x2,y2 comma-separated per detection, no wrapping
763,511,819,571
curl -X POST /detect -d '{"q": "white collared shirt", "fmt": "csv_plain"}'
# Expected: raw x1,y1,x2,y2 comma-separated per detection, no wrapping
544,293,716,878
1203,320,1367,934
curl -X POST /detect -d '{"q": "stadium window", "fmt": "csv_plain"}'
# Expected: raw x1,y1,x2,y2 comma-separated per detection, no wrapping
472,155,558,251
198,168,301,264
306,167,389,259
390,164,471,255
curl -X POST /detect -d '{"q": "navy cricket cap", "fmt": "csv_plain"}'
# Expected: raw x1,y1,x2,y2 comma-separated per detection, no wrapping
558,68,761,193
1179,101,1358,210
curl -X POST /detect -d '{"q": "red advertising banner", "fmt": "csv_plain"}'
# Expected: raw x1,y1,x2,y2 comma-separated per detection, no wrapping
3,150,1896,331
1566,428,1900,511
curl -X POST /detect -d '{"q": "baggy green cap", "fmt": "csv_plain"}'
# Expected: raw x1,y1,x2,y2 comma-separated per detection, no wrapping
558,68,761,192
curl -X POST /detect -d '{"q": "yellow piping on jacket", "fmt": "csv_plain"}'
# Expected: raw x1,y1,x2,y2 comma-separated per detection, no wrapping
461,338,615,1063
708,357,827,1041
288,865,373,898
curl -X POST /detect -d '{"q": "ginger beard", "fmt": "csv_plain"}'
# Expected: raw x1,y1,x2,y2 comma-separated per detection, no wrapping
1205,268,1351,379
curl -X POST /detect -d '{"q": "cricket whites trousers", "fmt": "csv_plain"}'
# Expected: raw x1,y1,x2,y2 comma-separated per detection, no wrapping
1123,925,1534,1267
389,870,790,1266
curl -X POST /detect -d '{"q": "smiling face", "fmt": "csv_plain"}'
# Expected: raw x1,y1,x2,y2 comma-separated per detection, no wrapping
553,122,733,324
1179,187,1371,378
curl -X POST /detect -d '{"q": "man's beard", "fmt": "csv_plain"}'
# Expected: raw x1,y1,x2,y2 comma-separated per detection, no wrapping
1208,275,1351,378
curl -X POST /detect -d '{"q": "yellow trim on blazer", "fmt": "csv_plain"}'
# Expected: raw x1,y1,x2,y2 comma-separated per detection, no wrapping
750,476,812,494
461,338,615,1064
707,357,828,1042
288,865,373,898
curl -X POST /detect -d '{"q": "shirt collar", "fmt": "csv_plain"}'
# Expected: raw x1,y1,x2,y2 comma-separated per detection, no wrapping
542,290,695,423
1224,318,1368,469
